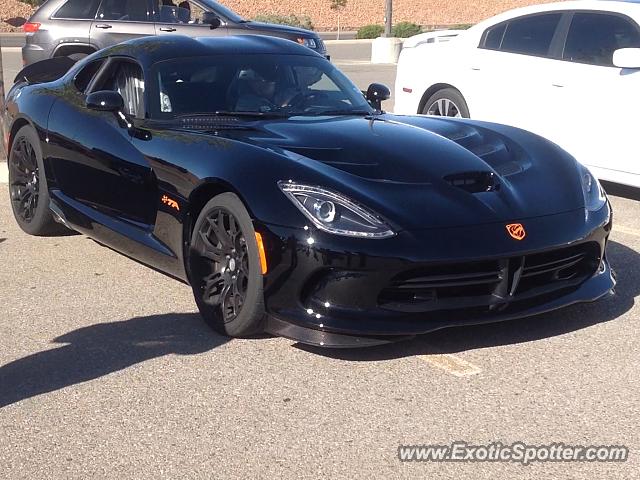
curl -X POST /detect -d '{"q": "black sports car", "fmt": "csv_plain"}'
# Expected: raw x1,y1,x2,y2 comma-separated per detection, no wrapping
1,35,615,347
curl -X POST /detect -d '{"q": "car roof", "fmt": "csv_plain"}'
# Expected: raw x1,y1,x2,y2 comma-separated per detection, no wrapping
459,0,640,39
99,34,316,66
473,1,640,25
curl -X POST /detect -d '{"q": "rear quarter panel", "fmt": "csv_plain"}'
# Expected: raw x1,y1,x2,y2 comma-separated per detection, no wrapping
4,81,59,163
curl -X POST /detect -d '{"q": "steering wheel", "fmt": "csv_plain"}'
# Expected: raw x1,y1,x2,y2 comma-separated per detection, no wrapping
285,91,328,109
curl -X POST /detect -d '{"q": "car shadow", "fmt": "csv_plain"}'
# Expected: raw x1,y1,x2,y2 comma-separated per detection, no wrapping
0,313,227,408
296,240,639,361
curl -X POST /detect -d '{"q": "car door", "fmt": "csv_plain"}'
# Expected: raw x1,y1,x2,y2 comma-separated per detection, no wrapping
47,57,157,227
48,0,102,57
90,0,156,50
152,0,227,37
546,11,640,183
465,12,565,132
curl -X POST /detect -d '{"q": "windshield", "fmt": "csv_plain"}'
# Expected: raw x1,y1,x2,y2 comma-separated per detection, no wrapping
198,0,245,23
149,54,373,119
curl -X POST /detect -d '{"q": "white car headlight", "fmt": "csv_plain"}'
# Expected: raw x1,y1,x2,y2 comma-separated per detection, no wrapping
578,164,606,212
279,182,395,238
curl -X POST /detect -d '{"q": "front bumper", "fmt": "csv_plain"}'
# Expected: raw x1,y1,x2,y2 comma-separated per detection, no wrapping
257,206,614,347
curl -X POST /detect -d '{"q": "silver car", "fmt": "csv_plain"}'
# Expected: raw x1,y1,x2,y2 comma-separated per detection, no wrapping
22,0,326,65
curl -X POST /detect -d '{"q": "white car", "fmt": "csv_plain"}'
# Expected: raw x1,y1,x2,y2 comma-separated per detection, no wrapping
395,0,640,188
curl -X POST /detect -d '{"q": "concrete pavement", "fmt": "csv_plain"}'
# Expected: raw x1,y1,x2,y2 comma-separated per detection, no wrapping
1,184,639,479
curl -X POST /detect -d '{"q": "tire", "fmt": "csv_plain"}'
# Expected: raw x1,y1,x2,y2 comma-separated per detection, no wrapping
189,192,266,337
8,126,67,236
422,88,470,118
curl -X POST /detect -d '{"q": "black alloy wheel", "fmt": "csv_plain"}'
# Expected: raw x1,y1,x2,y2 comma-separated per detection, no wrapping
190,193,265,337
8,126,66,236
9,135,40,223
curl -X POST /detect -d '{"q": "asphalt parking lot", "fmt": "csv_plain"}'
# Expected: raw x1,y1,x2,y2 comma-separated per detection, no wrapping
1,43,640,479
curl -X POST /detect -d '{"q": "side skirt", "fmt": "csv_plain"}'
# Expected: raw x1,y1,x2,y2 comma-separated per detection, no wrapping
49,190,188,282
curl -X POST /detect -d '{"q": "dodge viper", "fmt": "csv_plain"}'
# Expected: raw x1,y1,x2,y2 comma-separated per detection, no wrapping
1,35,615,347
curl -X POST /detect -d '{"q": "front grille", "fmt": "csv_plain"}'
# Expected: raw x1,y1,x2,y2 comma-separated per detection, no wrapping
379,243,601,313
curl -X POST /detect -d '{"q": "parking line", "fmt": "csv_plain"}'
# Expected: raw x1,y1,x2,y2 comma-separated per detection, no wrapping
421,354,482,377
0,162,7,184
614,225,640,238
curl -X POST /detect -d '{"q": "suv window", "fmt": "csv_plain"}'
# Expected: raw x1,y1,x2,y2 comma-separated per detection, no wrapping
156,0,206,24
74,59,105,93
53,0,101,19
500,13,562,57
563,13,640,66
97,0,150,22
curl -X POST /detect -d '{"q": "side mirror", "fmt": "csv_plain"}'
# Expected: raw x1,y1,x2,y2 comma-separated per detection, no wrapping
86,90,124,112
613,48,640,69
202,12,222,29
365,83,391,110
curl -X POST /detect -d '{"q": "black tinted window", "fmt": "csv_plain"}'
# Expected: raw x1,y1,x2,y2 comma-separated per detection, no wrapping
501,13,562,56
564,13,640,66
97,0,149,22
74,59,104,92
483,23,507,49
149,55,371,119
53,0,101,19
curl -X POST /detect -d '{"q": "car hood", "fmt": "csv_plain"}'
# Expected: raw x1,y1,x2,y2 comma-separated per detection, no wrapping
222,114,586,230
242,21,316,38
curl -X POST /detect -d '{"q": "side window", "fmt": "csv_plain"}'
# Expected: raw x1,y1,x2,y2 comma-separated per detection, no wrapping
482,23,507,50
500,13,562,57
53,0,101,19
74,59,105,93
563,13,640,66
157,1,206,24
293,66,338,93
101,61,146,118
97,0,150,22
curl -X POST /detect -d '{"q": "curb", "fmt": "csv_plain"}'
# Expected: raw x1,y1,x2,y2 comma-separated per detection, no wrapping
318,31,357,41
0,33,25,48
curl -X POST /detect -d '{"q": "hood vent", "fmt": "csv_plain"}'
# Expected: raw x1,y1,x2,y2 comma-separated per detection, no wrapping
444,171,500,193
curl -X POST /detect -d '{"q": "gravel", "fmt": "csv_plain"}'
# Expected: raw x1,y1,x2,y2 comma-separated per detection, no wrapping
0,0,36,32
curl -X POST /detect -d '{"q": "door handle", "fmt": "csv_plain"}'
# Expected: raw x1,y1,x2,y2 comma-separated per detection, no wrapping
95,24,113,29
160,27,177,32
552,83,565,88
471,67,481,71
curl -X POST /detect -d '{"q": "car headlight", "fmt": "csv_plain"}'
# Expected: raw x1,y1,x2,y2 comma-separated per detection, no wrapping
296,37,318,49
278,182,395,238
578,164,606,212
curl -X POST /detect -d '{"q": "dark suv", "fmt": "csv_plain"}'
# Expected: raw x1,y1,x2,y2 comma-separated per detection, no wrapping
22,0,327,65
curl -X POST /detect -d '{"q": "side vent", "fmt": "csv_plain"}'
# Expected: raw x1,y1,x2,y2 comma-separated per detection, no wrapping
444,171,500,193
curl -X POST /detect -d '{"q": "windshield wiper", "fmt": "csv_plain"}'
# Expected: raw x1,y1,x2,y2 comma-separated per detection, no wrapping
175,111,289,120
213,111,290,118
